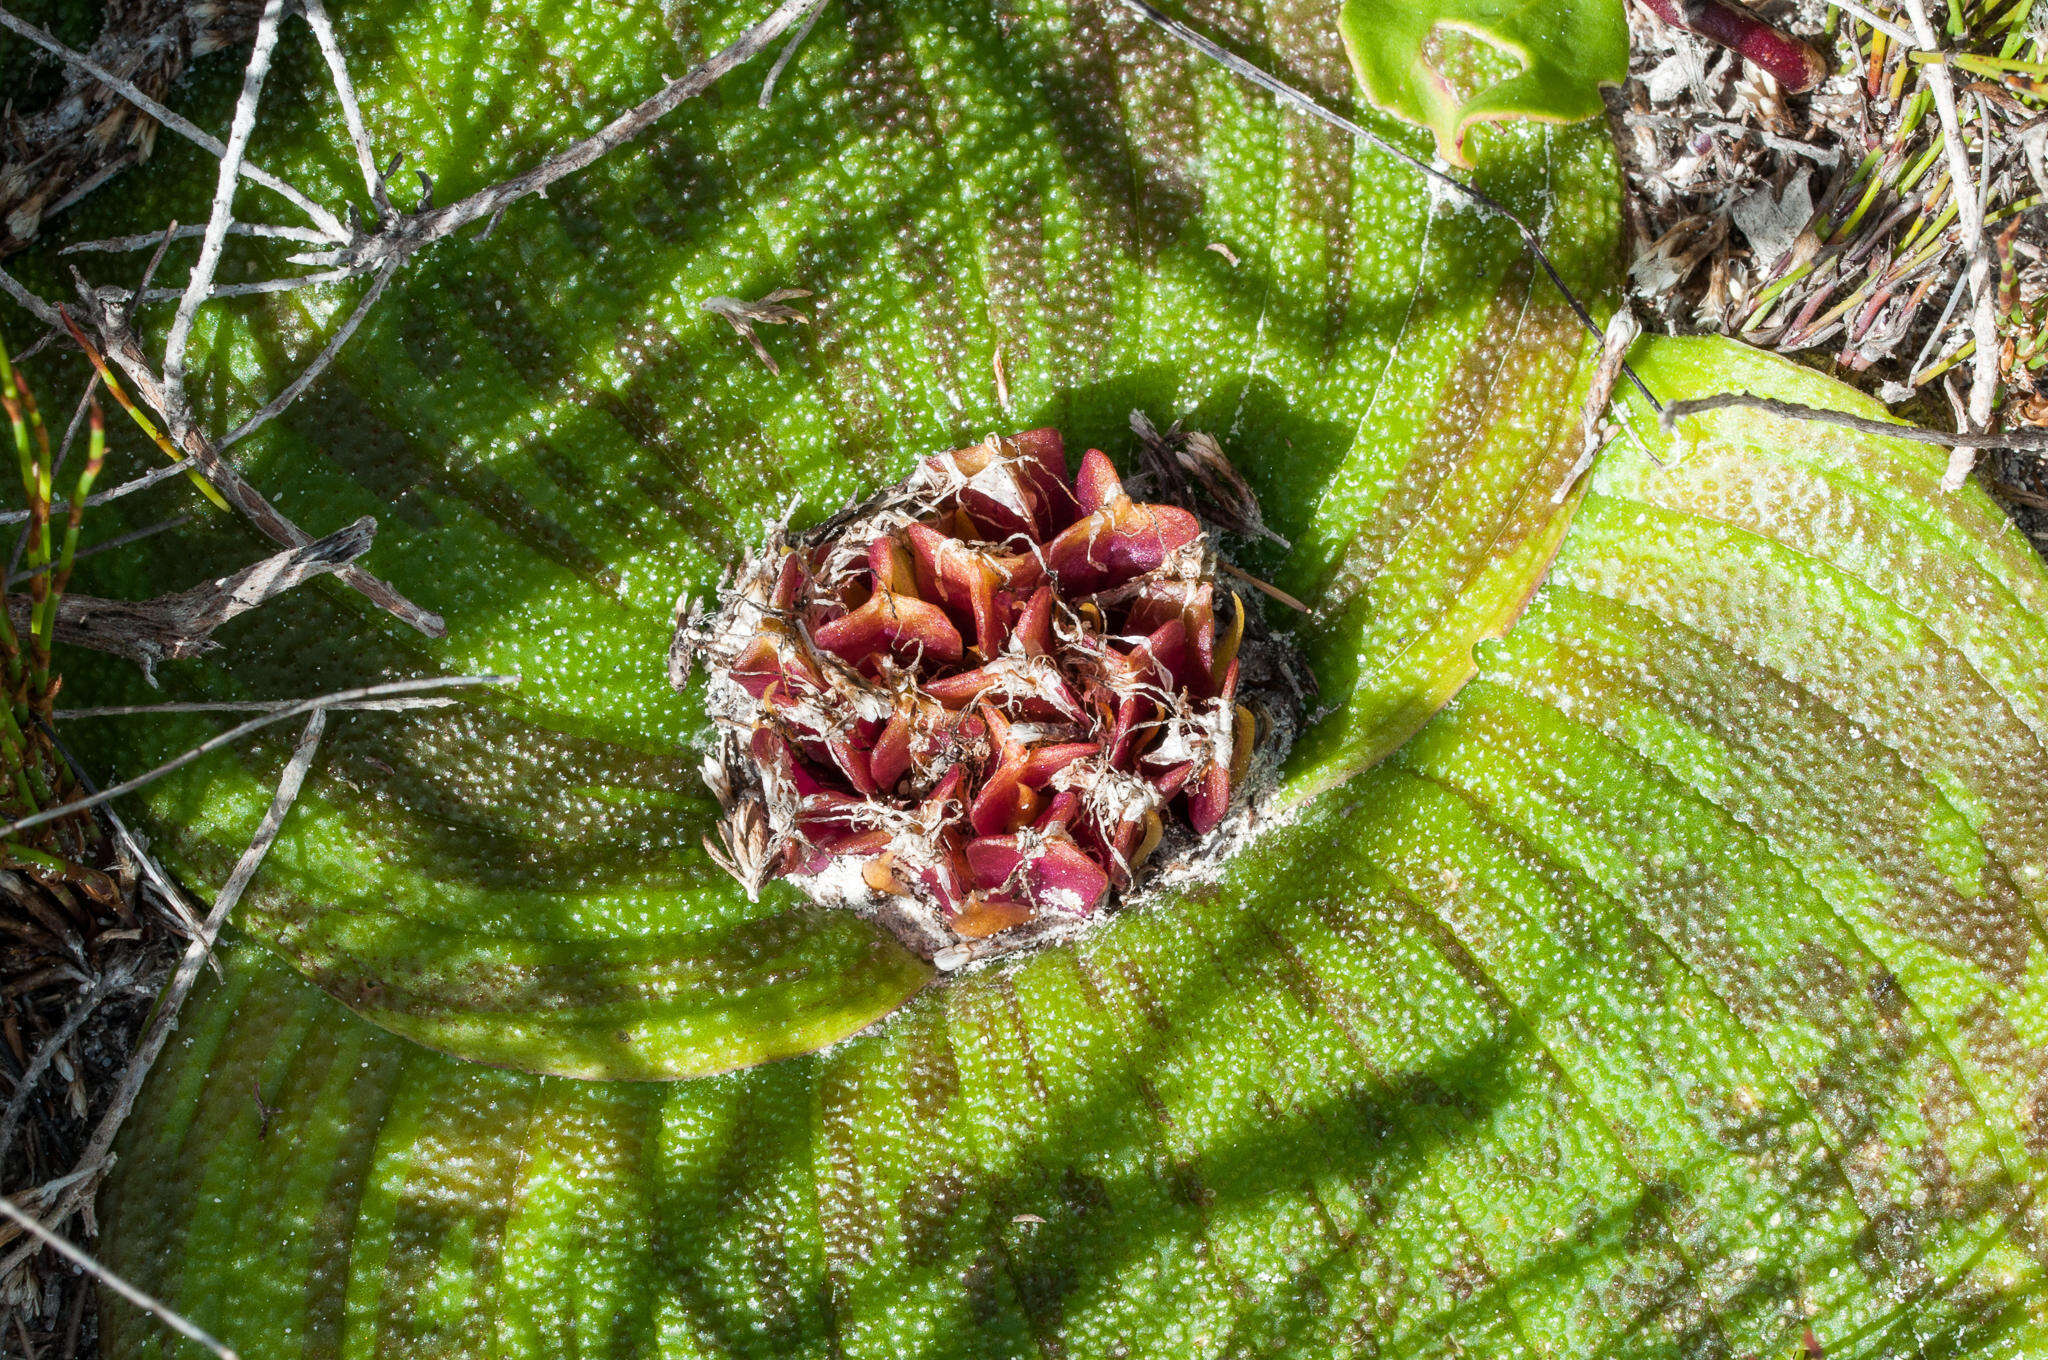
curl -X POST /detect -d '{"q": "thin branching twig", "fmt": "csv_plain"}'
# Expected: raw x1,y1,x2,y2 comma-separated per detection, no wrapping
299,0,392,218
12,517,381,673
8,0,833,643
222,261,399,448
128,269,358,304
57,696,460,718
760,0,828,107
59,223,334,255
0,1195,238,1360
0,264,63,329
1113,0,1661,411
334,0,828,273
1660,389,2048,450
62,306,445,635
164,0,290,388
205,708,326,945
1900,0,1999,477
0,5,346,242
0,674,514,839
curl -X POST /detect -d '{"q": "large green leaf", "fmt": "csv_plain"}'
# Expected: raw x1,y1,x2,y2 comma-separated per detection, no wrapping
26,0,1615,1076
99,336,2048,1357
16,0,2048,1349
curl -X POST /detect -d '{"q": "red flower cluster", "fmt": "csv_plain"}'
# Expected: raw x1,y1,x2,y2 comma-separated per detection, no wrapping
697,429,1256,952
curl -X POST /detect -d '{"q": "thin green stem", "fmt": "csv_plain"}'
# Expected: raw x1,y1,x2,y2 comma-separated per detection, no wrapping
44,405,104,655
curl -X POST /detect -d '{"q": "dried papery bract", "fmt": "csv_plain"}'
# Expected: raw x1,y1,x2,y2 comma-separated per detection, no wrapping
678,428,1306,969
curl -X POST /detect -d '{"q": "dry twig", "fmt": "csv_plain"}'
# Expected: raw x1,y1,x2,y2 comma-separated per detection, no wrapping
1660,388,2048,449
58,223,333,256
62,302,445,636
0,4,346,243
9,517,379,675
0,1194,237,1360
1558,309,1648,500
0,674,514,840
702,289,812,374
1115,0,1661,411
222,260,399,447
299,0,392,217
1900,0,1999,473
35,721,210,942
4,0,840,646
759,0,829,107
204,708,326,945
163,0,290,388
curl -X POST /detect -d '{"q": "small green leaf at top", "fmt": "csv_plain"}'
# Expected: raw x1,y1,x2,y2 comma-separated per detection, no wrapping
1339,0,1628,166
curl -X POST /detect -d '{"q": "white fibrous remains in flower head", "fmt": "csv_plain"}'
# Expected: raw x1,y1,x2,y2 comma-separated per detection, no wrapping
678,427,1305,969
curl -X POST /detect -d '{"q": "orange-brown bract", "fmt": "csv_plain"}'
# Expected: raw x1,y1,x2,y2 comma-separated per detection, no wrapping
708,429,1261,957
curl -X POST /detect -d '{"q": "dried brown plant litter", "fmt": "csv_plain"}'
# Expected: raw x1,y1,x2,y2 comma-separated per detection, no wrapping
1616,0,2048,541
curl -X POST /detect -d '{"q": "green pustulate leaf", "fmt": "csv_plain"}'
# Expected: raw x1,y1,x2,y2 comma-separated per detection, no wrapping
102,332,2048,1354
8,0,2044,1349
1338,0,1629,167
34,0,1614,1077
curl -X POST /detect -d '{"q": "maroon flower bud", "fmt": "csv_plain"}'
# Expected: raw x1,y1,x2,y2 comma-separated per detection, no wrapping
679,428,1306,968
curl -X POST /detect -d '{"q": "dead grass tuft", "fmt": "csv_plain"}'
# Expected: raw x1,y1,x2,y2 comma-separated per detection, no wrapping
1617,0,2048,543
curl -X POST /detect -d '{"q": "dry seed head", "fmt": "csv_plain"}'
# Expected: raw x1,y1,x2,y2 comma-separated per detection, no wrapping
677,427,1307,966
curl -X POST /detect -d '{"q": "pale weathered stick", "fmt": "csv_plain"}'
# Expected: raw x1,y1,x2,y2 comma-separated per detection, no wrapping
1901,0,1998,464
223,261,399,448
298,0,392,217
164,0,290,388
58,696,458,718
206,707,327,938
0,4,347,242
72,304,445,636
1832,0,1918,44
0,674,513,839
0,262,64,328
759,0,828,107
1659,390,2048,451
5,514,191,582
17,0,833,642
337,0,828,271
0,1195,238,1360
130,269,356,304
11,518,379,672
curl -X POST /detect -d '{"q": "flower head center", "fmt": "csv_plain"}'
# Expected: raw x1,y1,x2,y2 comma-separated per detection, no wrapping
680,426,1304,969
